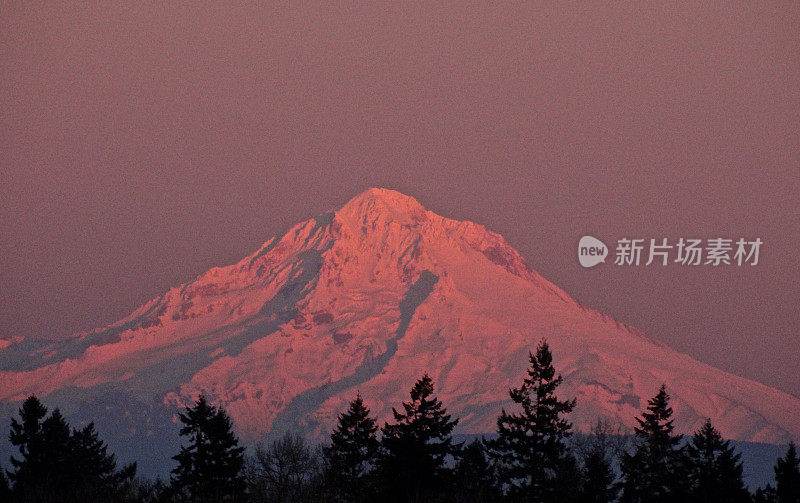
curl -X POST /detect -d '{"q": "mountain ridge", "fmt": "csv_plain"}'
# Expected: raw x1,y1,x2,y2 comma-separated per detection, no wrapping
0,188,798,448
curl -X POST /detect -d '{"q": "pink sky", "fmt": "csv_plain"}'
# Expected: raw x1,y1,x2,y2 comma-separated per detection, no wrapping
1,2,798,396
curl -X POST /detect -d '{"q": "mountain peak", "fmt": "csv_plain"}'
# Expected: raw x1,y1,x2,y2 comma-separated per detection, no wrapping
350,187,421,205
336,188,428,225
1,185,799,476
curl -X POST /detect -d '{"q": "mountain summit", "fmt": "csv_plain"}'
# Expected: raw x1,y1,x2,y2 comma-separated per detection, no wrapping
338,187,427,221
1,188,798,469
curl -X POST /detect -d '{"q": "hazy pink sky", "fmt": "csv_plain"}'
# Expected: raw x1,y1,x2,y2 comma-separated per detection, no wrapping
1,2,798,396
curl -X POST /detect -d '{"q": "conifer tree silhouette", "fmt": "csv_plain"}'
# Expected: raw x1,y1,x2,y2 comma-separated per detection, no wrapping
620,385,688,503
774,442,800,503
753,485,779,503
69,422,136,501
377,374,460,502
685,419,749,503
574,419,628,503
452,439,501,502
486,339,577,503
577,446,619,503
8,399,75,501
171,395,246,503
7,396,49,501
0,469,9,503
323,394,379,502
7,395,134,502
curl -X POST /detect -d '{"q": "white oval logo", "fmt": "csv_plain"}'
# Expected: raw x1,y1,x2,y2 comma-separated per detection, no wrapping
578,236,608,268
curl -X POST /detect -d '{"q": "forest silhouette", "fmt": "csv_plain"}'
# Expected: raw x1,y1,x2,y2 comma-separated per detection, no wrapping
1,340,798,503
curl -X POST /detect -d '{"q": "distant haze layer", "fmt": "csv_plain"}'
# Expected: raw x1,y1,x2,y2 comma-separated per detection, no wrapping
1,2,798,399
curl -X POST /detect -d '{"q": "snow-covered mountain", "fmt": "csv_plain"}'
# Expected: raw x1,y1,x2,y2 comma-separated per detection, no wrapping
1,188,798,454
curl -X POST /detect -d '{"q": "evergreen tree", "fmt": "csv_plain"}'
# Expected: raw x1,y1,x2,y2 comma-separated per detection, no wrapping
7,397,71,502
754,484,778,503
0,469,9,503
39,409,73,490
486,339,577,502
574,420,627,503
685,419,749,503
323,394,380,502
7,396,49,500
7,396,133,502
377,374,460,502
577,446,619,503
774,442,800,503
69,422,136,501
452,439,501,503
620,385,689,503
171,395,246,503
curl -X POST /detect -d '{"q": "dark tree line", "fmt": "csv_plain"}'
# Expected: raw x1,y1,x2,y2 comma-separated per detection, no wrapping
1,396,136,502
1,339,799,502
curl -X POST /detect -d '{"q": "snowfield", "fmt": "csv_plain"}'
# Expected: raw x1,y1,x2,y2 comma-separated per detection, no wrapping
1,188,798,449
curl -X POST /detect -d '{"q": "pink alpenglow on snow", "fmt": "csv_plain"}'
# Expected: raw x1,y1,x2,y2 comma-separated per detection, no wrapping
0,188,798,445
